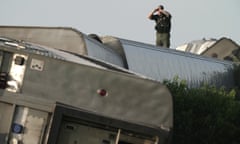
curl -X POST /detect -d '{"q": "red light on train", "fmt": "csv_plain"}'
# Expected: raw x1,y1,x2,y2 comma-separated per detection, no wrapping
97,89,108,97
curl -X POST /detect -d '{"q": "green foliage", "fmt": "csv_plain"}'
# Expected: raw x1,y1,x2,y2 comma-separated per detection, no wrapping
164,77,240,144
233,64,240,100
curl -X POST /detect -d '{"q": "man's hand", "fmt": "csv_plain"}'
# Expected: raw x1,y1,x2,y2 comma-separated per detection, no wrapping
154,8,159,13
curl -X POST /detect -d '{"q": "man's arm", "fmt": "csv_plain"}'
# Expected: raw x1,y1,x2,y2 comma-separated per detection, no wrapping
148,8,158,19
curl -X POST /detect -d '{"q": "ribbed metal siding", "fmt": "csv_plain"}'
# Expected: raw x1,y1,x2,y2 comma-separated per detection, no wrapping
83,35,125,67
120,39,234,88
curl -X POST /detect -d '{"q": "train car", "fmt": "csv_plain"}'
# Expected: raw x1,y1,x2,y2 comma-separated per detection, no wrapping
0,37,173,144
101,36,236,88
0,26,236,89
0,26,238,144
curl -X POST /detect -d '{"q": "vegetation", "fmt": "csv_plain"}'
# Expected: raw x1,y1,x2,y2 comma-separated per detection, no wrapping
164,77,240,144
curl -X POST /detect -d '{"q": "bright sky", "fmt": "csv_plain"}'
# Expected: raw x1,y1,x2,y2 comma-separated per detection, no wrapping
0,0,239,49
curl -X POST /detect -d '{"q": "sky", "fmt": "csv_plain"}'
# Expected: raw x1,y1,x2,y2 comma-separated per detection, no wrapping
0,0,239,49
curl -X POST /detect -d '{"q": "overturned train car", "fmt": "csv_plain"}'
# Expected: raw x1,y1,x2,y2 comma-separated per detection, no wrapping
106,38,236,88
0,37,173,144
0,26,236,89
0,26,239,144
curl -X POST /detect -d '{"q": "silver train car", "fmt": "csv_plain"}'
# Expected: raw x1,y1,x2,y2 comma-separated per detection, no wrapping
99,36,236,88
0,26,236,89
0,36,173,144
114,38,235,88
0,26,238,144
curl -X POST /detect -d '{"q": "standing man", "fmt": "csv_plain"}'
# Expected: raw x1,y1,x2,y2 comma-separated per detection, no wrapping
148,5,172,48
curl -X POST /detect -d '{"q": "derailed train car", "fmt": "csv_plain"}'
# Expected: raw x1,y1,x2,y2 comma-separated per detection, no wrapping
0,26,238,144
0,26,236,89
101,37,236,88
0,37,173,144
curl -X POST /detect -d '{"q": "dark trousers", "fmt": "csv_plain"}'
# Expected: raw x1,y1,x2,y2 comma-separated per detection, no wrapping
156,32,170,48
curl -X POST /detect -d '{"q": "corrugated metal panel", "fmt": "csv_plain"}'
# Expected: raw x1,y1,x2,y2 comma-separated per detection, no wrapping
84,35,125,67
119,39,234,88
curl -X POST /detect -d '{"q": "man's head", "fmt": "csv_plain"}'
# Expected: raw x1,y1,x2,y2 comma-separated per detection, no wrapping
158,5,164,10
